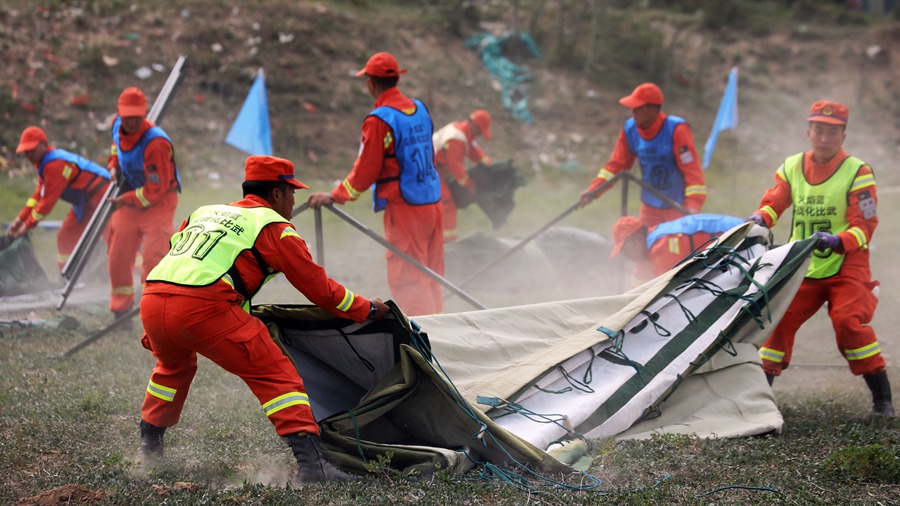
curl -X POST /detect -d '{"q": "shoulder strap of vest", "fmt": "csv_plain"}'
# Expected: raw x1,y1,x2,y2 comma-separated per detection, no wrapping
224,245,271,302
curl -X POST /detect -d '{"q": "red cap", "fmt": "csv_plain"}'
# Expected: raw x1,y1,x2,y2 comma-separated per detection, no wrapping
808,100,848,125
356,52,407,78
619,83,664,109
244,156,309,189
16,126,48,153
610,216,647,258
118,87,147,117
470,109,493,140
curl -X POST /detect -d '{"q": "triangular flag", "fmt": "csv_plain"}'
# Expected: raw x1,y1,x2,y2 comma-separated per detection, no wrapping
702,66,739,170
226,68,272,156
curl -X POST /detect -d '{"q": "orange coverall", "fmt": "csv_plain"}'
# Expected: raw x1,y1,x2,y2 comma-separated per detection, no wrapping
754,149,883,377
107,119,179,313
140,195,372,435
331,87,444,316
584,112,707,228
433,121,490,241
16,147,109,269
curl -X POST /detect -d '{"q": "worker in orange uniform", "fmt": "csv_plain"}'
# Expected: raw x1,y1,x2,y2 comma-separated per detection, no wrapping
579,82,707,229
432,109,493,242
747,100,893,417
7,126,110,270
137,155,391,483
308,52,444,316
610,213,744,279
106,87,181,320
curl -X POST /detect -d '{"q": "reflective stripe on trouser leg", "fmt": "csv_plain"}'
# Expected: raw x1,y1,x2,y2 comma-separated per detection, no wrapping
147,380,177,402
263,392,311,417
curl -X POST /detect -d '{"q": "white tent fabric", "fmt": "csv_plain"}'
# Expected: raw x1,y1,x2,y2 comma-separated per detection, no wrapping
414,224,811,449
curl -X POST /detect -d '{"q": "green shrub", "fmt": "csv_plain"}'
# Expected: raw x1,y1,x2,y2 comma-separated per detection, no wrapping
821,444,900,483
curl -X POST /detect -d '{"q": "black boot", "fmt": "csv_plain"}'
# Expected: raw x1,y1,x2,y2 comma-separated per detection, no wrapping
863,371,895,417
286,433,355,484
137,420,166,467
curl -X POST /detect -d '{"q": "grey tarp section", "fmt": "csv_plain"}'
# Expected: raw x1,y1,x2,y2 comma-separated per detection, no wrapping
0,236,52,296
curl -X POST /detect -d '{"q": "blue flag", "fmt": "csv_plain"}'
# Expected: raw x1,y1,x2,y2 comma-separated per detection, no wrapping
702,66,738,170
226,68,272,156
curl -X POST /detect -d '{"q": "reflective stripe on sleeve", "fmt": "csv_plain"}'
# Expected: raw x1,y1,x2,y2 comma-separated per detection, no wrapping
850,173,875,192
280,227,300,240
759,347,785,363
336,289,355,312
342,179,362,200
147,380,177,402
597,168,615,180
262,392,310,416
684,185,707,196
135,187,152,207
846,227,868,249
775,164,787,182
760,205,778,225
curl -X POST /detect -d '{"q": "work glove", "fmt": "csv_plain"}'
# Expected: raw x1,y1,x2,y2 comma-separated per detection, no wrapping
811,231,841,252
745,214,765,227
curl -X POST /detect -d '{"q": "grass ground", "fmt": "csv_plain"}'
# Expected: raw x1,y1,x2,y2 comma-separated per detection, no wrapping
3,166,900,504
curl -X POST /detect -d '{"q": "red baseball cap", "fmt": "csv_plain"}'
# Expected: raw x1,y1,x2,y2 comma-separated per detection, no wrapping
470,109,492,140
16,126,48,153
118,87,148,117
808,100,848,125
244,155,309,189
610,215,647,258
356,52,407,78
619,83,664,109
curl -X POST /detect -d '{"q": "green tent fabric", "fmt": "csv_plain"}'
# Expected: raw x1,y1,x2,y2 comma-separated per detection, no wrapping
254,302,568,477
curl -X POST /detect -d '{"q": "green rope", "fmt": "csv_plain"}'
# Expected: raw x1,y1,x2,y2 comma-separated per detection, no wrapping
695,484,782,497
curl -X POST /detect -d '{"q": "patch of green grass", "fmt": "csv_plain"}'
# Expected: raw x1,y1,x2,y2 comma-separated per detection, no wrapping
821,444,900,483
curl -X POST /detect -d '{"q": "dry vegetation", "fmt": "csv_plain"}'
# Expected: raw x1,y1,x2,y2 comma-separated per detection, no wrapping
3,1,900,504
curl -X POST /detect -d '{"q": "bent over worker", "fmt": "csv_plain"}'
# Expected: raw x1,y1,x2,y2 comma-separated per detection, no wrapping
579,82,707,229
137,155,391,483
611,213,744,280
8,126,110,270
106,87,181,320
747,100,893,417
308,52,444,316
433,109,492,242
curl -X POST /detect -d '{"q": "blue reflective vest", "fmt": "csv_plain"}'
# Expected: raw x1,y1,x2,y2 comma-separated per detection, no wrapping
645,213,743,250
369,99,441,212
112,116,181,192
624,115,686,209
38,149,110,222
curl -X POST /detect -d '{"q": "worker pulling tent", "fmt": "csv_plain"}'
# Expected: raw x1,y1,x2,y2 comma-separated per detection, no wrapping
255,222,816,477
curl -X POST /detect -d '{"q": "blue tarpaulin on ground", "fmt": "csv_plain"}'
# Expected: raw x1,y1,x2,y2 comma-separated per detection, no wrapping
226,68,272,156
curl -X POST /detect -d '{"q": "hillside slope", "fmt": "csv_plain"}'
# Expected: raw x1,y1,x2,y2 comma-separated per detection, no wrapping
1,1,898,189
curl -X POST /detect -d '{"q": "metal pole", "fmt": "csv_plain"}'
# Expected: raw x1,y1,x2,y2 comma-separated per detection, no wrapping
323,204,487,310
314,207,324,267
56,305,140,359
619,172,689,214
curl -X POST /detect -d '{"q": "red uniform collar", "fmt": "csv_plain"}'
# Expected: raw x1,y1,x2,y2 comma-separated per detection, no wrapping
117,118,155,151
637,112,668,138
